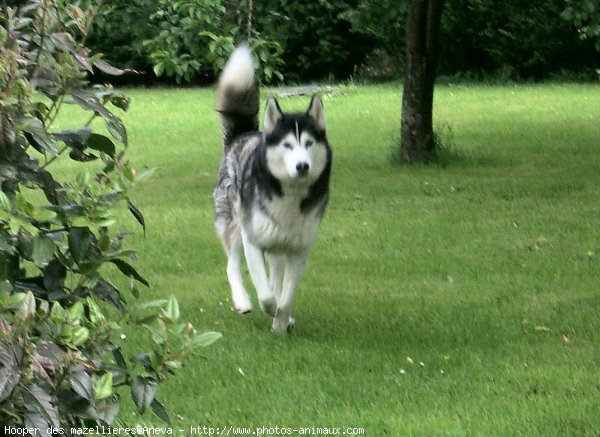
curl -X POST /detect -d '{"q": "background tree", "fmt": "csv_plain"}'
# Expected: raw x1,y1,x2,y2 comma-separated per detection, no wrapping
400,0,445,163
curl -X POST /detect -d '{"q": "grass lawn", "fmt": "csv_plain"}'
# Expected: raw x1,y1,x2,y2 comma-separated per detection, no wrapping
61,83,600,435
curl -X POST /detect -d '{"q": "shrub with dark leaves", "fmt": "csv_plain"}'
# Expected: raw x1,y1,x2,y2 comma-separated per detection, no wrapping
0,1,220,430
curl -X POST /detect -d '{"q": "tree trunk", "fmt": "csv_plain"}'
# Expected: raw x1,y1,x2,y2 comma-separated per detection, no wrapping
400,0,445,162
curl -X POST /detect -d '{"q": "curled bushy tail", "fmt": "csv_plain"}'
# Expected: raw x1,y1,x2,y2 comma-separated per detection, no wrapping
216,45,259,149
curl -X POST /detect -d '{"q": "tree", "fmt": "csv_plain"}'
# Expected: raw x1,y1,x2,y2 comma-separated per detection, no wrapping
400,0,445,162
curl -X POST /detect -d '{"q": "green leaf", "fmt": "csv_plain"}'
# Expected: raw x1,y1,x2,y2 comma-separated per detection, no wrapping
151,398,170,424
99,231,111,252
67,301,85,323
53,127,92,148
0,191,11,210
134,167,158,184
93,279,125,311
264,65,273,80
32,208,57,222
70,326,90,346
72,216,94,228
68,227,101,274
106,117,128,146
50,302,65,323
0,365,20,403
17,291,36,324
22,384,60,428
69,148,98,162
191,331,222,348
164,360,182,370
0,280,11,296
70,368,93,401
128,200,146,234
94,372,113,400
153,62,166,77
30,236,55,267
94,59,135,77
23,118,59,156
86,296,105,324
43,259,66,293
162,295,180,322
112,347,128,370
109,258,149,287
68,227,95,264
123,166,135,182
131,376,157,414
86,133,116,158
133,299,168,311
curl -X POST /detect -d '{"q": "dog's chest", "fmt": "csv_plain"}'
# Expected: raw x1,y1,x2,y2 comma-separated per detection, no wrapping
249,191,321,252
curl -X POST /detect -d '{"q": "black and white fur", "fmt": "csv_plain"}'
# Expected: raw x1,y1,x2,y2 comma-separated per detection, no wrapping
213,46,332,333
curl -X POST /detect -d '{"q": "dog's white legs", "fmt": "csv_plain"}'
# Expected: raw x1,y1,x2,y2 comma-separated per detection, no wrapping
227,234,253,314
242,231,277,317
267,252,296,328
272,252,308,333
266,252,285,300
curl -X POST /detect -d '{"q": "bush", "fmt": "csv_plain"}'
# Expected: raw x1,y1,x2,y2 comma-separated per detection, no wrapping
255,0,375,82
0,1,220,428
441,0,598,81
345,0,599,82
90,0,283,84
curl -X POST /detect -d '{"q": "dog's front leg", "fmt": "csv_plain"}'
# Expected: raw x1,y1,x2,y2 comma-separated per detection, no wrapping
272,252,308,333
241,231,277,316
266,252,285,301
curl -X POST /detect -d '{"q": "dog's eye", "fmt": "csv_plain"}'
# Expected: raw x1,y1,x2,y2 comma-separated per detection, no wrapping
283,142,293,149
305,140,314,148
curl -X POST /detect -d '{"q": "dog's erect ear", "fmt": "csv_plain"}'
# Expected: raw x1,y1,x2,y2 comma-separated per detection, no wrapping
264,97,283,134
307,95,326,133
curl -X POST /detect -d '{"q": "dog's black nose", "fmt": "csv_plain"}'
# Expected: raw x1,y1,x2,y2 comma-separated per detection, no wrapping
296,162,309,177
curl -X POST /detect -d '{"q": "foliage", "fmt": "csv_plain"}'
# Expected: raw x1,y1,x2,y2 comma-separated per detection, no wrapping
344,0,598,81
440,0,598,81
91,0,283,84
85,0,598,83
143,0,229,84
85,0,157,81
342,0,405,73
562,0,600,50
253,0,375,82
88,0,373,83
0,0,220,428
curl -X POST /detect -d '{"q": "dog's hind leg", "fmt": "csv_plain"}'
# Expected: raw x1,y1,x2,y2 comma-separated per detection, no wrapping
242,231,277,317
225,229,253,314
272,251,308,333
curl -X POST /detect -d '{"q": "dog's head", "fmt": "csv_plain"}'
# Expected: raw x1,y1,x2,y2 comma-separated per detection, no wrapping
263,95,330,185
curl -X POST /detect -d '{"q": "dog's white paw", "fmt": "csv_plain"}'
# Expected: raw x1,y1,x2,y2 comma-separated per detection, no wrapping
272,314,295,334
259,296,277,317
232,293,253,314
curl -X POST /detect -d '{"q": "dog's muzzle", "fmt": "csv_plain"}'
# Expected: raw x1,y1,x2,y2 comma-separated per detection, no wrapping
296,162,309,177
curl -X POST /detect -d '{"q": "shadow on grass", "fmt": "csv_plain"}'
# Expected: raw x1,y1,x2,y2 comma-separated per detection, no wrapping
389,124,509,169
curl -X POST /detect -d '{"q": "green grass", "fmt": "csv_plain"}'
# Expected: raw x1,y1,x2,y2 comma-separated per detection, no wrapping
62,84,600,434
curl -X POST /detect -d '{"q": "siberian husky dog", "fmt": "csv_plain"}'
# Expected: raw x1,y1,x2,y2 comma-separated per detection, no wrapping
213,46,332,333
